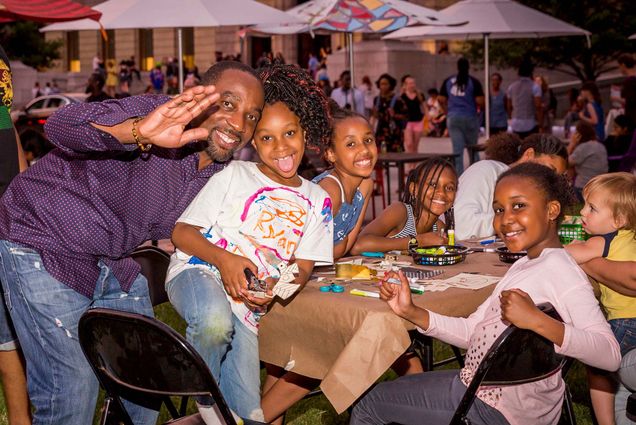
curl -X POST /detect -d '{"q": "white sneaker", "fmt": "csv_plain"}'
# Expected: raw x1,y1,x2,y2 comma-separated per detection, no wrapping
196,402,244,425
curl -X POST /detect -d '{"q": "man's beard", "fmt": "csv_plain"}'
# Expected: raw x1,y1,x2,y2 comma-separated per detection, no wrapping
205,137,238,163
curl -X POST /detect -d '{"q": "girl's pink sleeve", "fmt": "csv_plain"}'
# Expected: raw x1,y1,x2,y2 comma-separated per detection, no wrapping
419,294,494,349
555,285,621,372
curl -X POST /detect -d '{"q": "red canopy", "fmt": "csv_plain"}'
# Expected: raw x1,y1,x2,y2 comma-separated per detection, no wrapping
0,0,101,23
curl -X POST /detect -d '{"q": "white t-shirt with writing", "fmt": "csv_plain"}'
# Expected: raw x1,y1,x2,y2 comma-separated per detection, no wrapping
167,161,333,333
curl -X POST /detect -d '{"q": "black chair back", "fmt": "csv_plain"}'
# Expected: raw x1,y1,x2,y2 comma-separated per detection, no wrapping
130,245,170,306
79,308,237,425
450,303,570,425
628,393,636,421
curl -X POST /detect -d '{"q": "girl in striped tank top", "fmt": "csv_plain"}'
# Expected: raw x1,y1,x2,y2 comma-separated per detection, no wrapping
351,157,457,254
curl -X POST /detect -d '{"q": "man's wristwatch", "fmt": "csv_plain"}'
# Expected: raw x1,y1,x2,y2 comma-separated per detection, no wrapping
408,235,418,251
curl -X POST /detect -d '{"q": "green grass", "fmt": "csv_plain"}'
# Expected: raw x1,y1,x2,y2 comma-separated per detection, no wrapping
0,303,595,425
0,390,6,425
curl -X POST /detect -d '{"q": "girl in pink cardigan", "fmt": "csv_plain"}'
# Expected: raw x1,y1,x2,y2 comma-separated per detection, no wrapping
351,162,621,425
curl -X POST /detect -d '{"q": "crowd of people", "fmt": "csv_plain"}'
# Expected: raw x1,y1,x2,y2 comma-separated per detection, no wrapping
85,55,206,101
0,46,635,425
317,54,635,183
30,81,60,99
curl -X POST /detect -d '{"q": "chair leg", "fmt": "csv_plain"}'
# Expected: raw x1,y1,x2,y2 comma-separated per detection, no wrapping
408,331,433,370
377,167,386,209
101,396,133,425
371,188,377,219
99,397,112,425
560,385,577,425
451,345,465,368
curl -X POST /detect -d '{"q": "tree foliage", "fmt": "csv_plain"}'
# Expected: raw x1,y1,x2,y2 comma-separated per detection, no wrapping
461,0,636,82
0,22,63,70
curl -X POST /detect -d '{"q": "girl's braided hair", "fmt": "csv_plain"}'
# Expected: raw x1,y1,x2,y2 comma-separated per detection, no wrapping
257,63,332,147
402,157,457,227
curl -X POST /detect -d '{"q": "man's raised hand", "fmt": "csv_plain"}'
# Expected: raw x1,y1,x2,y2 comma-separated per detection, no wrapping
136,85,219,148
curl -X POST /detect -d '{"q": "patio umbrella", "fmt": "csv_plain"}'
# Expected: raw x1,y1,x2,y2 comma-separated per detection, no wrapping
0,0,101,23
250,0,463,110
42,0,300,92
383,0,590,137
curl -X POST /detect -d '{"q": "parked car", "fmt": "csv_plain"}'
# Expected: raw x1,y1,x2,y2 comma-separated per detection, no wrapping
12,93,88,158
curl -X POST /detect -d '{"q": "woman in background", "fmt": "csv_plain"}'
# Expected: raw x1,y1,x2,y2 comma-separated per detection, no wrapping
373,73,406,153
568,120,608,201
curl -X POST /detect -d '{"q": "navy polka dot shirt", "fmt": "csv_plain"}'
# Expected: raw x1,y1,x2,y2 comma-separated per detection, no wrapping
0,95,225,297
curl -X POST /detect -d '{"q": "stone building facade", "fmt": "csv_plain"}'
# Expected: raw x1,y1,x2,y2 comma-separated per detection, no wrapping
44,0,455,74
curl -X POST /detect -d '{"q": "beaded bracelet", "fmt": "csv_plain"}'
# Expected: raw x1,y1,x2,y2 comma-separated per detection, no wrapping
131,117,152,152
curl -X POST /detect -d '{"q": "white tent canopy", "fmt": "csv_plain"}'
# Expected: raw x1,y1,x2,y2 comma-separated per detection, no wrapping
384,0,590,137
42,0,300,91
42,0,300,30
384,0,590,40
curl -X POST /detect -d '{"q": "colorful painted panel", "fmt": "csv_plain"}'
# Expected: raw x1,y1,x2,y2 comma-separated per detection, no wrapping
311,0,412,33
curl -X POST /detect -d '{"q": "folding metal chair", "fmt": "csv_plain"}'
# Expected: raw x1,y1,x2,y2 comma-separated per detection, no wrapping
449,303,575,425
130,245,171,306
79,308,237,425
628,393,636,422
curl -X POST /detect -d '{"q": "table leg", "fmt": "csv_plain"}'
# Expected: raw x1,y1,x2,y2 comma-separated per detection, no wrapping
397,163,406,201
384,163,391,204
409,330,433,371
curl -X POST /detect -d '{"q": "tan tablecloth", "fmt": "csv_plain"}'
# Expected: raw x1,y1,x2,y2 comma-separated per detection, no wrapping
258,252,510,413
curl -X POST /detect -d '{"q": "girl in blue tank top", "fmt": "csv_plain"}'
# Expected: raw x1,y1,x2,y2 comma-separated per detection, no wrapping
312,106,378,259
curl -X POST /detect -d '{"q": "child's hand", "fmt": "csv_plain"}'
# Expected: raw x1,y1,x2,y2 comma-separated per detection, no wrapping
242,276,276,311
380,270,415,319
243,290,274,309
217,251,258,299
500,289,542,330
417,231,447,247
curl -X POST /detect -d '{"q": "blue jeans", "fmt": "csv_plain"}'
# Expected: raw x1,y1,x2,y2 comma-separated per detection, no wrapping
166,267,263,421
447,115,480,175
610,318,636,357
350,370,509,425
0,282,17,351
0,239,158,425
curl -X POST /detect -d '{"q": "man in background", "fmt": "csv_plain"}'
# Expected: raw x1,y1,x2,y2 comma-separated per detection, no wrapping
507,58,542,138
331,70,365,115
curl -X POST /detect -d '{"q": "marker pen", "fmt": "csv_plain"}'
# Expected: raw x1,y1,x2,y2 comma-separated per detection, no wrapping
384,278,424,294
361,251,385,258
350,289,380,298
479,239,496,245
